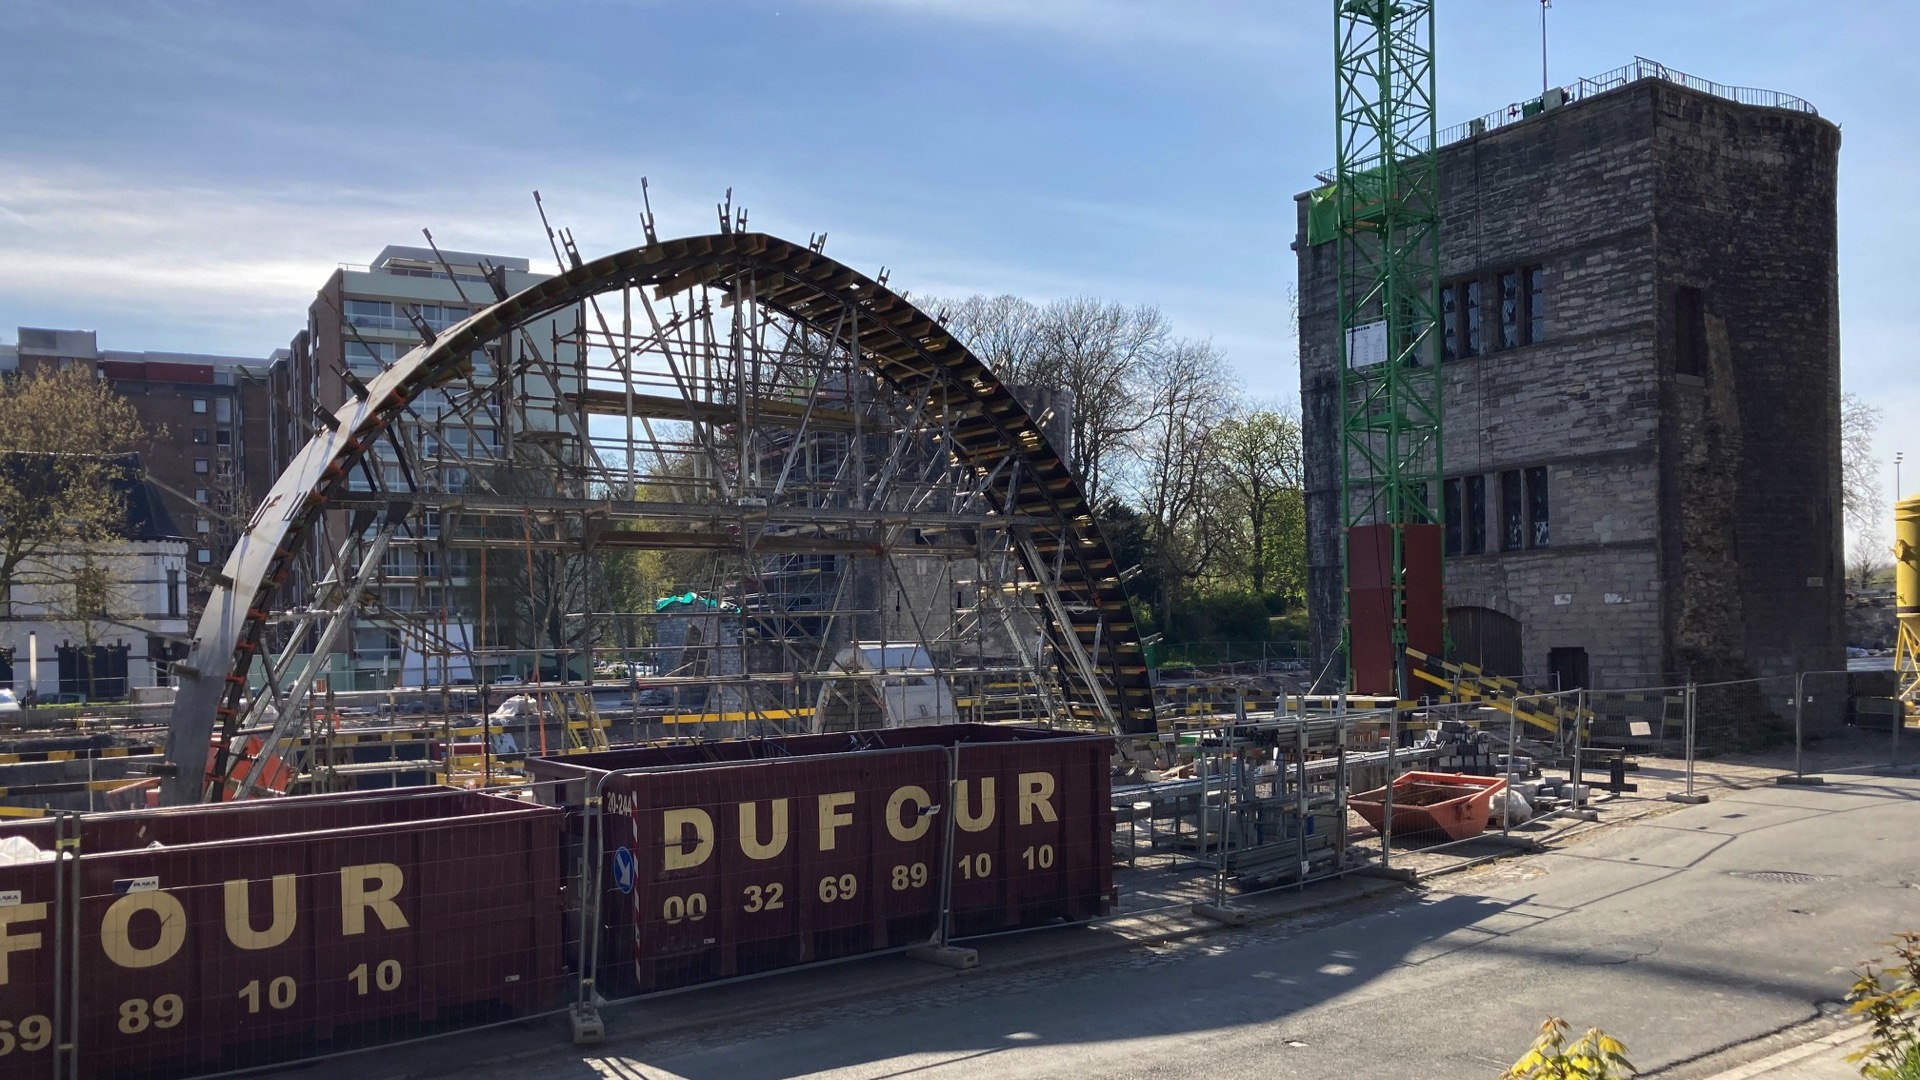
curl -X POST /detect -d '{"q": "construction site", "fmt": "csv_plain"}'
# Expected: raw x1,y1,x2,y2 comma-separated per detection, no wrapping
0,4,1913,1080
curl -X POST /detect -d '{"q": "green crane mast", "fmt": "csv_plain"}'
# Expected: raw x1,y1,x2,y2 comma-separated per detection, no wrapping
1333,0,1443,697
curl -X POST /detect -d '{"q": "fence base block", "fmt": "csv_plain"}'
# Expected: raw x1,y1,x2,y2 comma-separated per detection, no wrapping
569,1003,606,1045
907,944,979,970
1353,865,1419,885
1193,902,1256,926
1666,792,1710,804
1775,774,1825,786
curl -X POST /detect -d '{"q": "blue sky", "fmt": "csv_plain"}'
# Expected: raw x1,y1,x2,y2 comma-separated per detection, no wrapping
1,0,1913,513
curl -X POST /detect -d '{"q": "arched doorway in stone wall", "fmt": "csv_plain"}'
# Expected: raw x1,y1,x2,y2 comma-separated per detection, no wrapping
1447,606,1523,677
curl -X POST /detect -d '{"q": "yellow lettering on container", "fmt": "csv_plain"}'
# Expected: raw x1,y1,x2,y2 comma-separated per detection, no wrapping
339,864,408,936
224,875,298,950
953,777,995,832
102,891,186,968
738,800,789,861
817,791,856,851
886,785,933,843
1018,772,1058,825
0,903,45,984
662,808,714,871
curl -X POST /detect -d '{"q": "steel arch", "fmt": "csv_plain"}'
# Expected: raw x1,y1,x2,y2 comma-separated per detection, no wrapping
163,232,1153,802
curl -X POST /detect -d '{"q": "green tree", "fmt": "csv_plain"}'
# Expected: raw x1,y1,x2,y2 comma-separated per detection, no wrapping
1212,406,1306,603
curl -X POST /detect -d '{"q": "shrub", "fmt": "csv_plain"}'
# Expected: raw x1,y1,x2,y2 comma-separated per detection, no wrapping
1501,1017,1635,1079
1848,933,1920,1079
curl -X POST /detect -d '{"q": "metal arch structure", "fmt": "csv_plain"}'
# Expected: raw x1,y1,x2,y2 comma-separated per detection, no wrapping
163,231,1154,804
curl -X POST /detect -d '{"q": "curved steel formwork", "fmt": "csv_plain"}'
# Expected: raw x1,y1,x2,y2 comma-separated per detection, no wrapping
163,232,1152,803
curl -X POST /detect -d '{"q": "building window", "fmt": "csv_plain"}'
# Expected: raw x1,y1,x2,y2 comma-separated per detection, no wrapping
1526,265,1546,344
345,340,397,373
214,398,232,423
1526,466,1550,547
194,488,208,503
1462,280,1482,356
1465,474,1487,555
196,548,212,564
192,398,208,414
191,428,209,444
1443,478,1463,556
1440,286,1459,363
415,303,467,331
193,459,210,475
343,298,397,330
215,430,231,447
1500,270,1522,350
1675,286,1707,377
166,569,180,618
1500,470,1524,552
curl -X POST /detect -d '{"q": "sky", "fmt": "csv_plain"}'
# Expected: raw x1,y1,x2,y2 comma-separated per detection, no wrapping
0,0,1914,519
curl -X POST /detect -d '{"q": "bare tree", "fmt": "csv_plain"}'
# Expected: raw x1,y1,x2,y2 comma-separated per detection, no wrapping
1125,339,1236,615
1842,391,1883,533
934,295,1045,383
1849,528,1891,591
932,294,1167,509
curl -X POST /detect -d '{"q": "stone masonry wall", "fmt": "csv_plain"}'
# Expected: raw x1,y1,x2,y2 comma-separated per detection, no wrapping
1297,82,1666,686
1651,86,1844,683
1296,77,1841,692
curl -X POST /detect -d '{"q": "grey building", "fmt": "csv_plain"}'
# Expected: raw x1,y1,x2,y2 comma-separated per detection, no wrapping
272,245,579,689
1294,62,1844,690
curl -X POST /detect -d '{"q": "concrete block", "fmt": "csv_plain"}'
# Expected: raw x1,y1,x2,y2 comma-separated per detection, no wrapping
1666,792,1710,804
1193,903,1256,926
569,1003,606,1045
907,944,980,970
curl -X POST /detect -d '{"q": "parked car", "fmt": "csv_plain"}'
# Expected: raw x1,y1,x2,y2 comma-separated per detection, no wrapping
0,689,18,714
492,675,523,687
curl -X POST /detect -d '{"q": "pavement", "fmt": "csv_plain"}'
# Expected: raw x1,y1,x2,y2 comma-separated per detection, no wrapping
272,753,1920,1080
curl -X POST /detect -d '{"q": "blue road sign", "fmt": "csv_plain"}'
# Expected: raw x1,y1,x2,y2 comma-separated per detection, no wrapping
612,846,636,895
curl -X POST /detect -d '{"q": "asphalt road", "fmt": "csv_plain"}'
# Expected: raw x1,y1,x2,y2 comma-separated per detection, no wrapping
503,769,1916,1080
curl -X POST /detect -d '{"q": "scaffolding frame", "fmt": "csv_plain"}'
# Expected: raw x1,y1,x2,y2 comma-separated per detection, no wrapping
165,228,1152,802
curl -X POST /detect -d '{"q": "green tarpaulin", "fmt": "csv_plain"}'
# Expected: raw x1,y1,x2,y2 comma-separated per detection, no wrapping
1307,163,1394,246
1308,185,1342,246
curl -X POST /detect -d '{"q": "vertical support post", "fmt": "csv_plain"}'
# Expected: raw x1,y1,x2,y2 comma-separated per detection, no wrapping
1572,687,1586,812
1382,706,1398,870
1776,671,1826,785
938,745,960,946
50,811,64,1080
1334,715,1350,871
1295,720,1310,884
570,773,607,1045
1794,671,1805,778
483,682,494,788
1665,683,1709,804
1503,699,1518,840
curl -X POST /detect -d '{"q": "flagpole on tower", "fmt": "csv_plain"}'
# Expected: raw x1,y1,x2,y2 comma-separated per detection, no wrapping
1541,0,1552,94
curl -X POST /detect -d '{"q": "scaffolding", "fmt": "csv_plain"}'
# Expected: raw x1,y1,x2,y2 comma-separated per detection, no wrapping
165,225,1152,801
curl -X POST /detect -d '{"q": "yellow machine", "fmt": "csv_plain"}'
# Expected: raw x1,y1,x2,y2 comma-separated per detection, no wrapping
1897,496,1920,713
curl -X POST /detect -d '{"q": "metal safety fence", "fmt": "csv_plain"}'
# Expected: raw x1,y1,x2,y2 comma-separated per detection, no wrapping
0,788,577,1080
1,665,1912,1078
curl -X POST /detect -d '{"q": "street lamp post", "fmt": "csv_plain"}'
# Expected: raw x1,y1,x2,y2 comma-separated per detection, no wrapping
1897,452,1905,503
